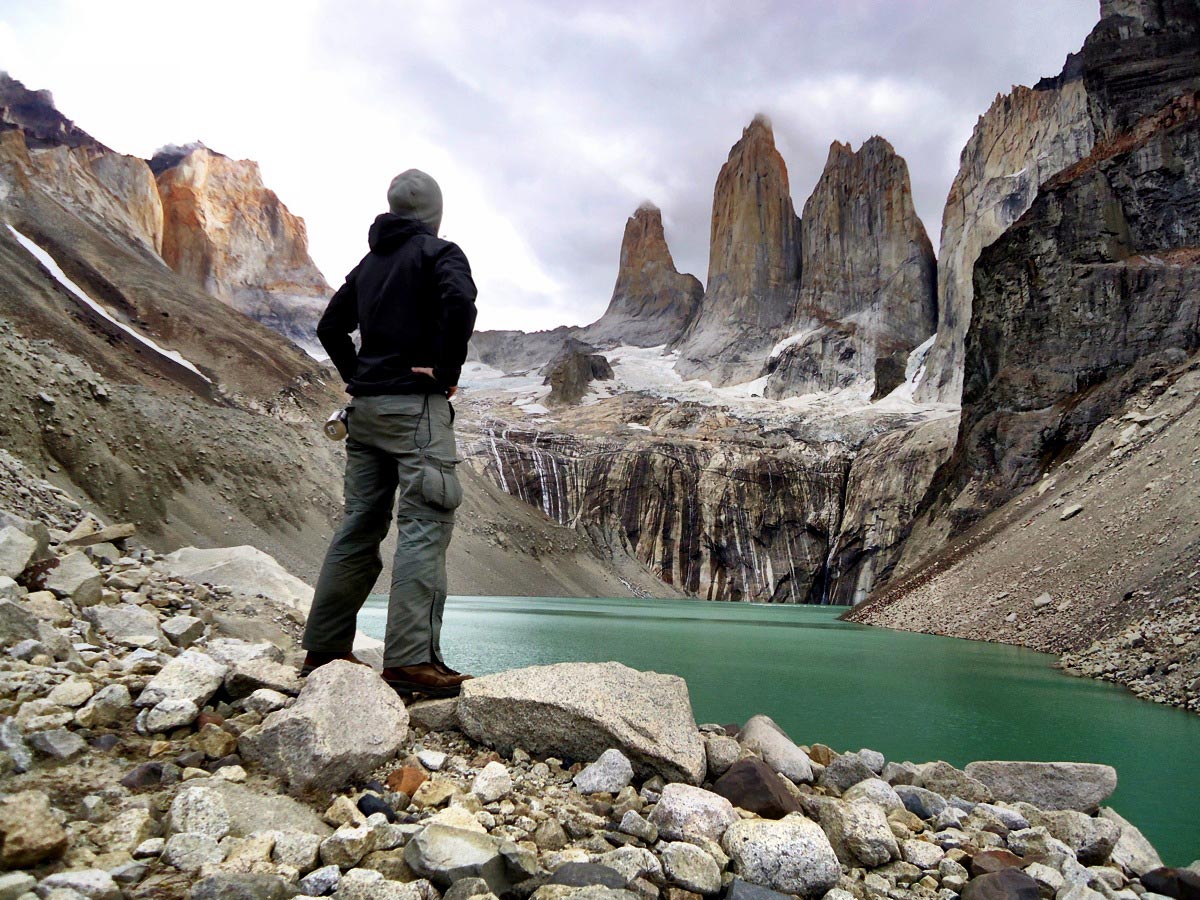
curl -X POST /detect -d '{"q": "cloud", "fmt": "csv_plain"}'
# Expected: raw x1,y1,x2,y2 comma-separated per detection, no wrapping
1,0,1098,331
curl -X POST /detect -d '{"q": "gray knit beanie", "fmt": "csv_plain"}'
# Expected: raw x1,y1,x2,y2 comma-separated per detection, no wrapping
387,169,442,232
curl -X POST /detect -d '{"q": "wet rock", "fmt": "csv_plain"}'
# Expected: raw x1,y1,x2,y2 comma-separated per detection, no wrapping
648,784,739,844
963,762,1117,813
404,824,509,893
818,798,900,867
239,659,409,796
721,815,840,897
661,841,721,895
458,663,704,785
44,551,103,605
712,757,802,819
136,649,228,708
960,869,1041,900
574,749,634,794
0,789,68,867
738,715,813,784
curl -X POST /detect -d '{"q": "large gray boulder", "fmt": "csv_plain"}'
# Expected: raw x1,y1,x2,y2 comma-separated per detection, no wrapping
739,715,813,784
404,824,509,892
458,662,705,784
963,761,1117,812
166,781,329,839
239,659,409,796
721,815,840,897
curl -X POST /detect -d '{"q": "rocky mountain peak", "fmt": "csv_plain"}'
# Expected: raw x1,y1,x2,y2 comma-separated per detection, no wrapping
147,141,226,175
764,134,936,399
671,113,801,384
580,203,703,348
155,145,331,356
0,72,101,151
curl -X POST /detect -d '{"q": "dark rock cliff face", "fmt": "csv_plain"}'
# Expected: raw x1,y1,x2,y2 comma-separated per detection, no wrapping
0,73,99,151
464,420,848,603
672,115,802,385
580,204,703,348
541,339,613,406
766,138,936,400
933,2,1200,529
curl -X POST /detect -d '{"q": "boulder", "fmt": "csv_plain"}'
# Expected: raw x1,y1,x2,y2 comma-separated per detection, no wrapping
156,545,315,611
224,658,302,699
712,758,802,819
818,798,899,868
549,863,628,890
136,649,228,708
166,780,329,840
1022,807,1120,865
0,717,32,774
960,869,1041,900
76,683,133,727
36,869,120,900
84,603,163,648
163,832,225,872
1099,807,1163,876
472,761,513,802
144,697,201,732
724,879,794,900
190,872,297,900
895,784,948,820
0,789,69,867
963,762,1117,812
818,752,876,795
0,525,36,578
239,659,409,796
917,760,993,803
738,715,813,784
320,822,377,869
458,662,704,784
660,841,721,895
703,735,741,778
648,784,739,844
404,824,510,893
28,727,86,759
842,778,904,813
408,698,459,732
574,749,634,794
721,815,840,897
162,615,206,648
44,550,103,605
1141,867,1200,900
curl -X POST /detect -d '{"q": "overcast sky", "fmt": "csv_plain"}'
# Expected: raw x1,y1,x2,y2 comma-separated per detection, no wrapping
0,1,1098,332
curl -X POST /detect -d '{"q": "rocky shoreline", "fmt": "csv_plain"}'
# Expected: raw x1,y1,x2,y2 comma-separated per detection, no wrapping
2,484,1199,900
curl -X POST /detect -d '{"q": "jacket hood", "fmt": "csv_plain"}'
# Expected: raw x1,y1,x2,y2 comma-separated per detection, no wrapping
368,213,436,253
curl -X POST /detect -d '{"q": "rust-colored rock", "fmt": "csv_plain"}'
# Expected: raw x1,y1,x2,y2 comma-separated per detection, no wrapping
386,765,428,797
583,203,702,348
154,143,331,355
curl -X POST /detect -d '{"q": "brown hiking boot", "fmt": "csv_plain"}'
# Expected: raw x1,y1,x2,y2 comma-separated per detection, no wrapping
300,651,368,677
434,661,474,681
382,663,467,699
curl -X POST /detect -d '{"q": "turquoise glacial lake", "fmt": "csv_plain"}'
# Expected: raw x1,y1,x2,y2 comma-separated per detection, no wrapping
360,596,1200,864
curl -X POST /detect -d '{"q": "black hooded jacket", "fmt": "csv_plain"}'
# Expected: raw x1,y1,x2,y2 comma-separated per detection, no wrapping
317,214,478,396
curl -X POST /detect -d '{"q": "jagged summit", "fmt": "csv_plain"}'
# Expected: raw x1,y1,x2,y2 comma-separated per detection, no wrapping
148,140,227,175
580,203,702,348
0,71,103,151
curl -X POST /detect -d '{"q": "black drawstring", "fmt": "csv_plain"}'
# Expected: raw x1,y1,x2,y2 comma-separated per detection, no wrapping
414,393,432,451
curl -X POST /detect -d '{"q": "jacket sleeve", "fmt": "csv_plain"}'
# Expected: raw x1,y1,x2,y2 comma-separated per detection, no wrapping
431,243,478,389
317,265,361,385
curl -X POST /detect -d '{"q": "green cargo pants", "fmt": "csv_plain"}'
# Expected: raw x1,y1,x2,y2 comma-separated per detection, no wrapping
302,393,462,668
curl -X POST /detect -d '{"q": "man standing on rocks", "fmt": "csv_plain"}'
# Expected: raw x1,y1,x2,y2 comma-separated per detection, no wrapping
302,169,478,698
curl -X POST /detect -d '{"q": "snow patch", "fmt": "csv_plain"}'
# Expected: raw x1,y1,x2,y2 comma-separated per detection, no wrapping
769,326,822,360
7,225,212,382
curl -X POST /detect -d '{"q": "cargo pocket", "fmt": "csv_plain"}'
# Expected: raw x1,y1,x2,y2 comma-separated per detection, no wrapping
420,454,463,511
